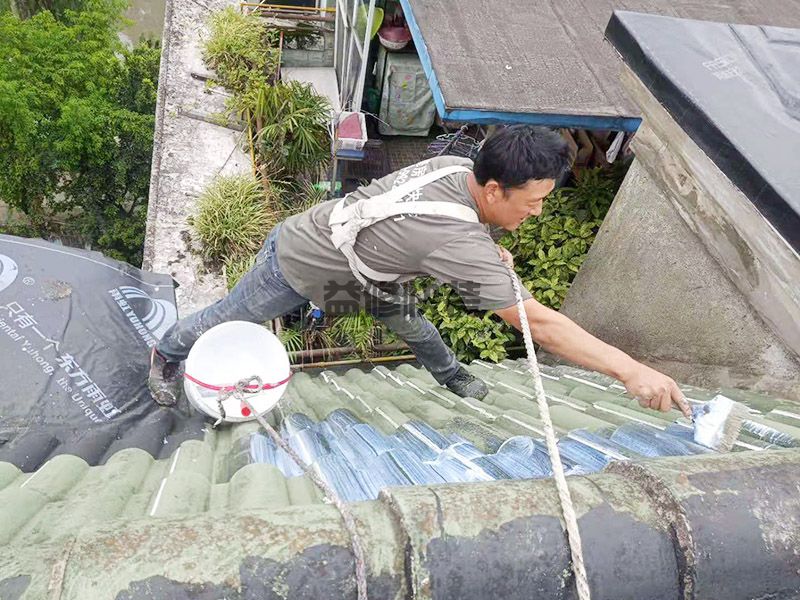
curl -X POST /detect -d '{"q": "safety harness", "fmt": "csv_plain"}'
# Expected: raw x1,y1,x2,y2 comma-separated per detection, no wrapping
328,165,478,303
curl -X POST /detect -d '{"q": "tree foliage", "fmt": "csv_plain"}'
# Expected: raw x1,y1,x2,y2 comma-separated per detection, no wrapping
0,0,159,264
4,0,90,20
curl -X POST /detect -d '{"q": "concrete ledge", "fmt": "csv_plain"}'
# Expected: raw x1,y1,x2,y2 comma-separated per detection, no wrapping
562,159,800,398
143,0,251,316
620,66,800,356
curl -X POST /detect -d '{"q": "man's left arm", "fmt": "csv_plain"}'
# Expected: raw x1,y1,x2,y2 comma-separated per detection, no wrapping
494,297,691,417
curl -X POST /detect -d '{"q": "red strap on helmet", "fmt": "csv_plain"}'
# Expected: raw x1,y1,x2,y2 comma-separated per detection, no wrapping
184,372,292,392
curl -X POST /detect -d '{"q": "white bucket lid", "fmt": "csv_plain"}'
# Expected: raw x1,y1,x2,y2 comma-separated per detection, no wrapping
183,321,291,422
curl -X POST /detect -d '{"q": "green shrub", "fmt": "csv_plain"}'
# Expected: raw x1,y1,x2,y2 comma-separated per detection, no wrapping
416,284,514,362
501,166,621,309
415,165,625,362
202,7,280,96
192,174,277,262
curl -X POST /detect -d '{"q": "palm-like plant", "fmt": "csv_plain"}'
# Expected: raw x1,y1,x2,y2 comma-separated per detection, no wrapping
329,311,377,357
241,81,331,178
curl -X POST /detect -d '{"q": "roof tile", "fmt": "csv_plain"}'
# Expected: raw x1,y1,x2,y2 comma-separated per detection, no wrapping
0,359,797,549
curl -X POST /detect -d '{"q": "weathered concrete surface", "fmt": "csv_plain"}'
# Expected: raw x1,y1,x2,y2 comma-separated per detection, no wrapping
621,66,800,360
561,159,800,399
281,29,335,69
143,0,250,315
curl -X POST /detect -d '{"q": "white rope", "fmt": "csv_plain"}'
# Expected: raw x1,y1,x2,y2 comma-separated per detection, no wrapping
507,265,592,600
224,380,369,600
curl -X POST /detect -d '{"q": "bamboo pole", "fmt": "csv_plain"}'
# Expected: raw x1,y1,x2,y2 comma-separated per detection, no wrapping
291,354,417,370
240,2,336,12
288,342,409,362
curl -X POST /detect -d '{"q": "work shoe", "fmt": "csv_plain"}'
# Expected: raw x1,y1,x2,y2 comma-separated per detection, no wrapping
148,348,183,406
445,366,489,400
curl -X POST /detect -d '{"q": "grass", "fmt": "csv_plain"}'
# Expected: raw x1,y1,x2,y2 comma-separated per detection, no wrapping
223,254,256,290
192,174,278,263
203,7,280,96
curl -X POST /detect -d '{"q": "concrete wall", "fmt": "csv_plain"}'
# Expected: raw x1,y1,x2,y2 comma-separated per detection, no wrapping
560,66,800,400
282,29,335,68
143,9,336,316
561,160,800,397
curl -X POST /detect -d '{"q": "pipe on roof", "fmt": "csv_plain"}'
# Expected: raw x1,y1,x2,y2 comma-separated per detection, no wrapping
8,450,799,598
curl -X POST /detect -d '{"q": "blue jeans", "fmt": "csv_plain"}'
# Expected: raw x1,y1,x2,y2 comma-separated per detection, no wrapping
156,224,461,385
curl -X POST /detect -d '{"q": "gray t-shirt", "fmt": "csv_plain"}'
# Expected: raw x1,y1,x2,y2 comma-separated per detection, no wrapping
276,156,531,314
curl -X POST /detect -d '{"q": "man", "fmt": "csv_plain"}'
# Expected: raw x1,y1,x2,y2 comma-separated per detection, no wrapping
150,125,690,418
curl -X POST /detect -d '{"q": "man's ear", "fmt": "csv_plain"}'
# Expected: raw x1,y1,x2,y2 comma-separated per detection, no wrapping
484,180,503,204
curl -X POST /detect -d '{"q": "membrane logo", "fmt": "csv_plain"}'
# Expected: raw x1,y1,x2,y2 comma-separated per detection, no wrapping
0,254,19,293
108,285,177,346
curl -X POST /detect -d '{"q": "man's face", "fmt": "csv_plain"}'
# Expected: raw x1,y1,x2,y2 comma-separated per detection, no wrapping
486,178,556,230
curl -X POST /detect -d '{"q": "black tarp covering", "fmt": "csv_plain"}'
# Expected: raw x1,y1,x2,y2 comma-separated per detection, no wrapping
0,235,205,471
606,11,800,251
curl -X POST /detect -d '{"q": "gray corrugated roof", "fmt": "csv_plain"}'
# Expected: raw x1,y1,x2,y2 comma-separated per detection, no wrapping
400,0,800,129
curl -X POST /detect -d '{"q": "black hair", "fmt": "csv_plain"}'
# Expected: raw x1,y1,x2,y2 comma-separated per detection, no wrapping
473,125,572,188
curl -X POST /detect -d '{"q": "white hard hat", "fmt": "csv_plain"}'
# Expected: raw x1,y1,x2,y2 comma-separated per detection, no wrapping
183,321,291,422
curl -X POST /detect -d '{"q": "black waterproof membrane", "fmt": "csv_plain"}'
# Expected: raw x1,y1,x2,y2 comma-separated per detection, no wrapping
0,236,205,471
606,11,800,250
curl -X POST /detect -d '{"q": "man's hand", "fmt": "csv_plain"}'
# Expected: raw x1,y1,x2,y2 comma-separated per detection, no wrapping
497,245,514,268
620,362,691,418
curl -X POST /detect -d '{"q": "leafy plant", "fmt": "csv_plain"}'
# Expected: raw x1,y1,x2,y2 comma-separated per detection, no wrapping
329,311,377,357
500,166,622,309
192,174,278,263
202,7,280,96
415,284,514,362
239,81,331,178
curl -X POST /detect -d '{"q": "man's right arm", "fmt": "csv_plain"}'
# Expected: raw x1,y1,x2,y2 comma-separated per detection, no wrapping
493,297,691,417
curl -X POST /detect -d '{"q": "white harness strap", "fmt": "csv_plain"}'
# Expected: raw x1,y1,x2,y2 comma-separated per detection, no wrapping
329,165,477,303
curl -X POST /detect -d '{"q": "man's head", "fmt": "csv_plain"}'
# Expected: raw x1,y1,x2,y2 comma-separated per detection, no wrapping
471,125,572,230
